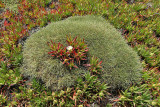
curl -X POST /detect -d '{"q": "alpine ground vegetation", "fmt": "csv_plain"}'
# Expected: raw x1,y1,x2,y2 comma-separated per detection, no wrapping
21,15,142,91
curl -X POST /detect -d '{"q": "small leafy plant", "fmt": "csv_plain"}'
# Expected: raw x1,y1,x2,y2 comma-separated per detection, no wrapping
84,56,103,75
48,35,89,70
50,73,108,106
48,35,104,77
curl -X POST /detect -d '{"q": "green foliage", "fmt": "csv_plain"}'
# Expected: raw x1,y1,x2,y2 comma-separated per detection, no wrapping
118,70,160,106
21,15,142,90
49,73,108,106
76,73,108,101
1,0,19,12
48,35,88,70
64,0,160,69
88,56,103,75
4,73,107,106
0,0,159,106
0,94,6,106
118,84,152,106
0,61,22,86
0,1,5,8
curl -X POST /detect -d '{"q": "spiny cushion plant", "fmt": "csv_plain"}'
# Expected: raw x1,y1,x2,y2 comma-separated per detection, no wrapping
21,15,142,91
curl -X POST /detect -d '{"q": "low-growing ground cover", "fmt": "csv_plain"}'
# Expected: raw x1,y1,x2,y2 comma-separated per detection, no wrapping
0,0,160,106
1,0,19,12
21,15,142,91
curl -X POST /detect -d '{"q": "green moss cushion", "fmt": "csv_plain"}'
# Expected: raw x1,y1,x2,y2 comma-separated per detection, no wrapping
21,15,142,91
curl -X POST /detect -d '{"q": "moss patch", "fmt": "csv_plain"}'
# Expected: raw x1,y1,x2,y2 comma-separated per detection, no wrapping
21,15,142,91
2,0,19,12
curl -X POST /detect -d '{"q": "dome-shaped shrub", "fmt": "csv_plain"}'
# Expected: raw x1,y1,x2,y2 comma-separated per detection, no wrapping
20,15,142,91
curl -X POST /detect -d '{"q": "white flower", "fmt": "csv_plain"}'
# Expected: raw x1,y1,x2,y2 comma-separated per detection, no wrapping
66,46,73,51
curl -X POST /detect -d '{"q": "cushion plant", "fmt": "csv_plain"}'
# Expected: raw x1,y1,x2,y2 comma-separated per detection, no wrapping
20,15,142,91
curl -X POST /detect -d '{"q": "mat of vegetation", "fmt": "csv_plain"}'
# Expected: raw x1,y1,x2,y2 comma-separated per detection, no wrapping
21,15,142,91
0,0,160,106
